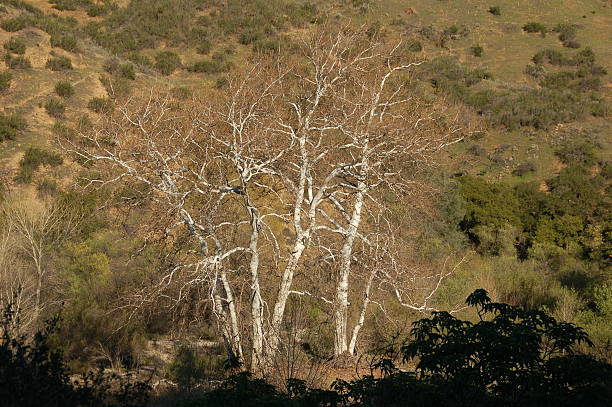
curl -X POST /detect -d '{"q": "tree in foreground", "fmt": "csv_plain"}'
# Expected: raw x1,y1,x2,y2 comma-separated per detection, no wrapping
0,302,150,407
184,289,611,407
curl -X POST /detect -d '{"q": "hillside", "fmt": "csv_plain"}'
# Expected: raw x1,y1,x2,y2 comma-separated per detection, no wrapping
0,0,610,403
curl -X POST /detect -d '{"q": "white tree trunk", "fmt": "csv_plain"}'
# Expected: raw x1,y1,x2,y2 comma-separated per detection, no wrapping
348,263,376,355
334,174,366,356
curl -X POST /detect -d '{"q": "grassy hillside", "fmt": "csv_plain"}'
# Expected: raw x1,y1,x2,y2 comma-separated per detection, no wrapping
0,0,610,395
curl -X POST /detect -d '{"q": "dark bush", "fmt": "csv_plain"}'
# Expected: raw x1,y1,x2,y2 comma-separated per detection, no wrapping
155,50,181,75
554,23,579,47
50,34,78,52
170,86,192,100
239,27,262,45
488,6,501,16
0,16,28,32
406,39,423,52
513,161,537,176
3,37,26,54
44,98,66,118
104,58,136,80
178,291,612,407
467,144,486,157
45,56,72,71
523,21,547,36
0,70,11,92
214,77,228,89
197,40,212,55
470,44,484,57
252,38,281,54
126,52,152,68
187,59,231,74
0,302,151,406
87,3,110,17
0,113,26,141
555,140,598,166
54,80,74,98
88,97,114,114
4,54,31,69
16,146,63,182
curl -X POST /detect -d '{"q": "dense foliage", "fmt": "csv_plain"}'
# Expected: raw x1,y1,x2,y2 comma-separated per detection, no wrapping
176,290,611,407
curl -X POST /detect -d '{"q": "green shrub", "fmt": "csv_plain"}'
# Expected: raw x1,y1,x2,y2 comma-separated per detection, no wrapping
3,37,26,54
513,161,537,176
126,52,152,68
239,27,262,45
50,34,78,52
523,21,547,36
119,63,136,80
54,80,74,98
52,121,76,140
252,38,281,54
87,3,110,17
167,345,209,391
103,58,136,80
406,39,423,52
44,97,66,118
554,23,578,47
88,97,114,113
488,6,501,16
0,70,11,92
214,76,228,89
16,146,63,183
0,302,151,405
555,140,598,166
0,113,26,141
170,86,192,100
4,54,31,69
36,177,58,196
99,75,131,99
196,40,212,55
187,59,231,74
154,50,181,75
470,44,484,57
0,16,28,32
45,56,72,71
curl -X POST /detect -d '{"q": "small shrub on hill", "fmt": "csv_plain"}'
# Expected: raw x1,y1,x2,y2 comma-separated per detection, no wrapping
252,38,282,54
0,16,28,32
4,54,31,69
0,113,26,141
488,6,501,16
54,80,74,98
187,59,231,74
46,56,72,71
470,44,484,57
554,23,579,47
16,146,63,183
197,40,212,55
3,37,26,54
406,39,423,52
44,97,66,118
513,161,537,176
154,51,181,75
523,22,547,36
103,58,136,80
126,52,152,68
239,27,262,45
0,70,12,92
50,34,78,52
88,97,114,114
87,3,112,17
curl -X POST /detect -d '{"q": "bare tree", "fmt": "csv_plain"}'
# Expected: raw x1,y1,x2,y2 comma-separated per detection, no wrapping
0,195,80,328
63,26,468,371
